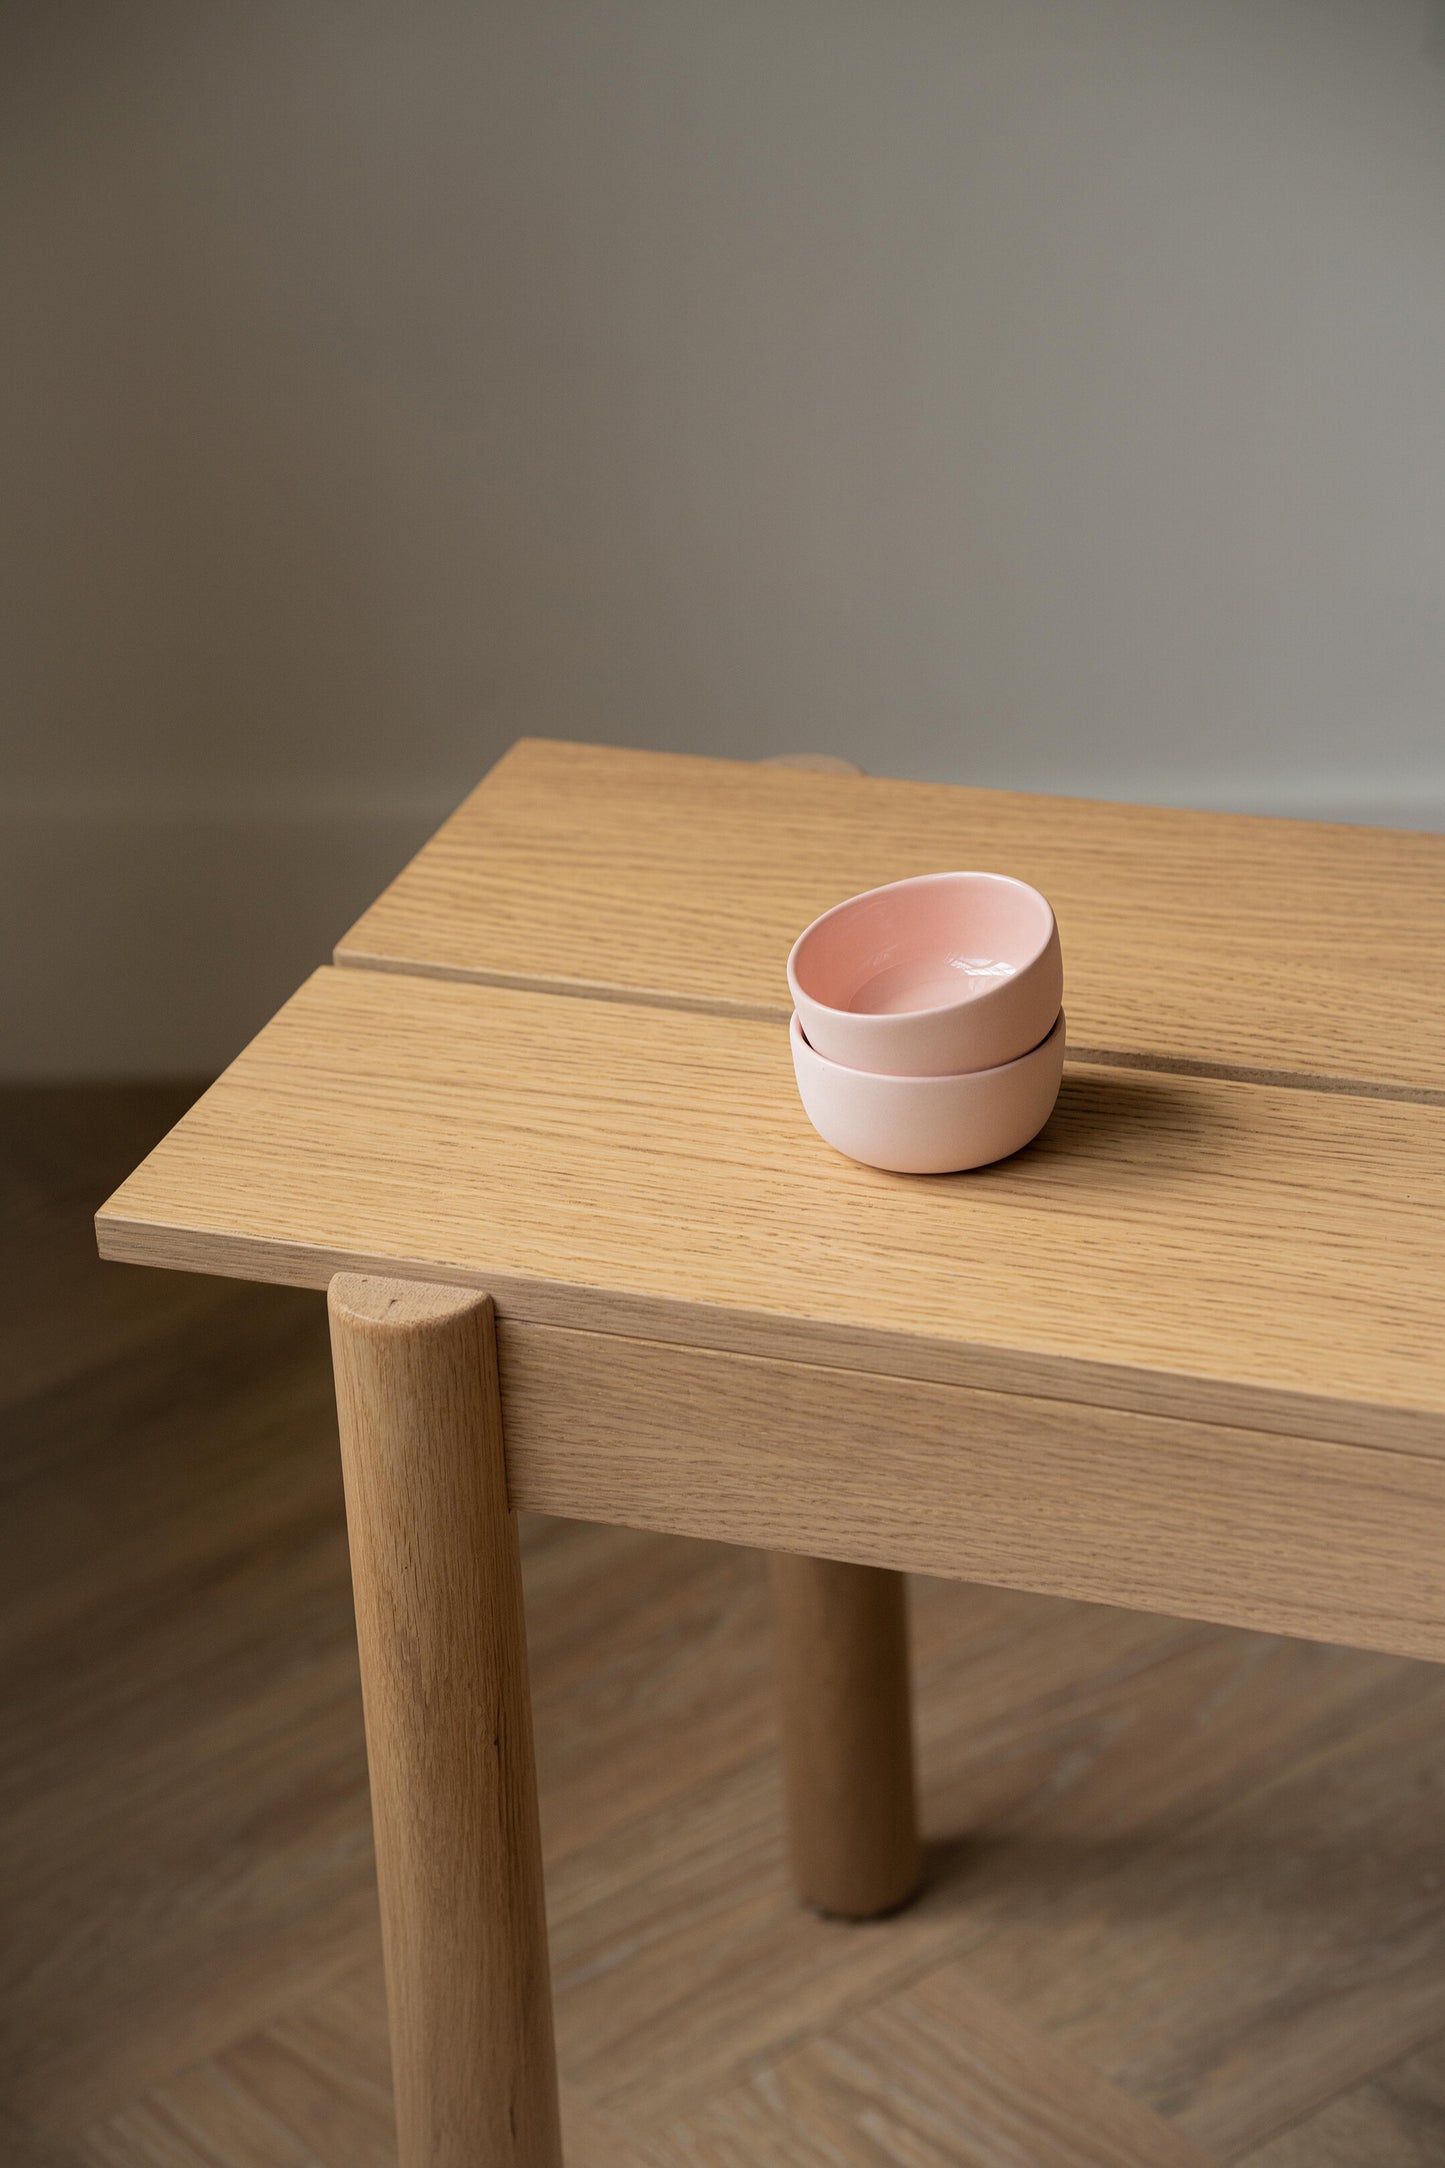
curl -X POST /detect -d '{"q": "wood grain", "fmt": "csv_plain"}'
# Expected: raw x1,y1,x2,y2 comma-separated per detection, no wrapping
767,1556,919,1918
497,1321,1445,1662
1239,2035,1445,2167
955,1663,1445,2162
335,738,1445,1102
328,1277,562,2168
96,968,1445,1454
652,1960,1220,2168
78,2063,323,2167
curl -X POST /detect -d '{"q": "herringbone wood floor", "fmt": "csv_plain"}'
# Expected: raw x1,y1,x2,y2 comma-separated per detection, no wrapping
6,1084,1445,2165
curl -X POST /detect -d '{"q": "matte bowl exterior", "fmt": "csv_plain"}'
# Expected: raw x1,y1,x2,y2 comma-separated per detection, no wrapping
790,1010,1065,1174
787,871,1062,1078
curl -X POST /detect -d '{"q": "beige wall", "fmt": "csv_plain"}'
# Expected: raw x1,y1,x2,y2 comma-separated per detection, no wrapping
5,1,1444,1074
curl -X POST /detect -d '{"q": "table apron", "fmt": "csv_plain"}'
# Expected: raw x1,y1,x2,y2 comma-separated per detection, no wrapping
497,1321,1445,1664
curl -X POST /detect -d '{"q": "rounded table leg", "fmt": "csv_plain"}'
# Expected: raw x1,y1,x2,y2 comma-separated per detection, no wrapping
768,1552,921,1919
329,1274,563,2168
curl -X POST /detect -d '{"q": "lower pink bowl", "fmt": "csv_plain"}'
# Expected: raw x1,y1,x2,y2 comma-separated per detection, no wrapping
790,1009,1065,1174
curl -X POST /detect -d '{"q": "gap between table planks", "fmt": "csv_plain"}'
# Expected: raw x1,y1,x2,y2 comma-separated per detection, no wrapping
336,738,1445,1105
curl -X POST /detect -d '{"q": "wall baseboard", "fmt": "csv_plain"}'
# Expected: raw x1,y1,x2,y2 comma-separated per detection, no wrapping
4,778,1442,1080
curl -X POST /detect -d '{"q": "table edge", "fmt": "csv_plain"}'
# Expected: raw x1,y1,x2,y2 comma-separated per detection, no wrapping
95,1203,1445,1463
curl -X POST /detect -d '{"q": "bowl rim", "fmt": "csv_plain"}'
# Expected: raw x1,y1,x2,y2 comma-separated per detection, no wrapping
790,1004,1065,1084
786,870,1058,1027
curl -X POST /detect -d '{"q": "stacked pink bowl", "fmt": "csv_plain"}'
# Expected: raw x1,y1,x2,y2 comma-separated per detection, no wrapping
787,872,1064,1174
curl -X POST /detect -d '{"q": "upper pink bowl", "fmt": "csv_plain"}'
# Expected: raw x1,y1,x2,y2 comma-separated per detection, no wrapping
787,871,1063,1078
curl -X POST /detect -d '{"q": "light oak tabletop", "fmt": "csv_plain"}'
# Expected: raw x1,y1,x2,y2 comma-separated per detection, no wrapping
338,738,1445,1103
99,740,1445,1460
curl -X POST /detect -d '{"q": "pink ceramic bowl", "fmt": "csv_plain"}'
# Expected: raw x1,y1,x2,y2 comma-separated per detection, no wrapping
790,1009,1065,1174
787,871,1062,1078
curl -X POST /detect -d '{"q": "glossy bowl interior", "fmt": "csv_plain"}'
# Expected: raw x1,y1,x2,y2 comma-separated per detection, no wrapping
790,1009,1065,1174
787,871,1061,1077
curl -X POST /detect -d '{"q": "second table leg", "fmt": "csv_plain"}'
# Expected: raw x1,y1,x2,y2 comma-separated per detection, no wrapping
768,1553,921,1918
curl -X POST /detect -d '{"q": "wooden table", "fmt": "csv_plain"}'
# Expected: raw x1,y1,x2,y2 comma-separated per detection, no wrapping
97,739,1445,2166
